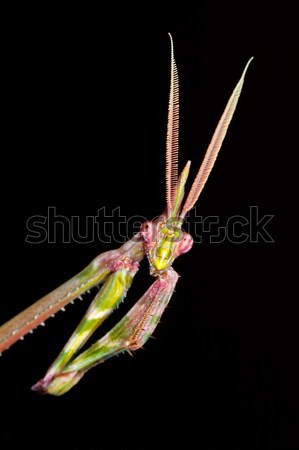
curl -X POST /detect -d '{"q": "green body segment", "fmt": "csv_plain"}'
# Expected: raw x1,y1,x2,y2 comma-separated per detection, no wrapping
154,236,175,271
47,267,138,379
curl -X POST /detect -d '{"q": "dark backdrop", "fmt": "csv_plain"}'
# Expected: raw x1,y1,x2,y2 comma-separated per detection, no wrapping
1,5,296,450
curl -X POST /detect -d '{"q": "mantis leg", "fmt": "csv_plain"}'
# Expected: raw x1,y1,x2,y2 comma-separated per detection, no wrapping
0,237,144,353
32,268,179,396
41,259,140,378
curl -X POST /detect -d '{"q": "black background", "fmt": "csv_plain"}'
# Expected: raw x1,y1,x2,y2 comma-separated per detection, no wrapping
1,5,296,450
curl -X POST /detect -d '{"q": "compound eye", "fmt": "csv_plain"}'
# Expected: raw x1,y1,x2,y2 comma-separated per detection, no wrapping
140,221,154,243
178,232,193,254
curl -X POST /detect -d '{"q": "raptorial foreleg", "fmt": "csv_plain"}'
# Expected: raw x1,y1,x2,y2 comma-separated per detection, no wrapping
0,237,144,353
33,268,179,395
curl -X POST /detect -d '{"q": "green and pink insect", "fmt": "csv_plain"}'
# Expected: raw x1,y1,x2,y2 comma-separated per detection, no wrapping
0,35,253,395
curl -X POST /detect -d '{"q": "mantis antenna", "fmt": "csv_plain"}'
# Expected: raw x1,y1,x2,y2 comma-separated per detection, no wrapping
166,33,180,215
181,57,254,217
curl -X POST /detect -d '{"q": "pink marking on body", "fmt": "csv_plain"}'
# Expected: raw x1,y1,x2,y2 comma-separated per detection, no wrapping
140,221,155,244
31,373,54,392
144,242,156,251
149,278,167,300
110,258,139,273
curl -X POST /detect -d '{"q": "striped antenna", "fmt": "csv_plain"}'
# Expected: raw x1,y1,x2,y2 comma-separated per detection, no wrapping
181,57,254,217
166,33,179,214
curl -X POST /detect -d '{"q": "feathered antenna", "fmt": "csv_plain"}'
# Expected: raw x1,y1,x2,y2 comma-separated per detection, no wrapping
166,33,180,215
181,57,254,217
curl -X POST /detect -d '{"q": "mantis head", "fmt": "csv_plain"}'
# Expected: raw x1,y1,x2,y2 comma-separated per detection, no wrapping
140,161,194,274
140,33,253,275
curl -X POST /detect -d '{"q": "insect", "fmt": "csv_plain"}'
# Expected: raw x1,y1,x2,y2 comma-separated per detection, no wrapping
0,35,253,395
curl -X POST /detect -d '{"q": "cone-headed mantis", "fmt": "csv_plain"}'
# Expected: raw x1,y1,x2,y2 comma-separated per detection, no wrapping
0,34,253,395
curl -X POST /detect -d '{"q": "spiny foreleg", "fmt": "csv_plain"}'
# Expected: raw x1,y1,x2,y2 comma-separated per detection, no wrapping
33,268,179,395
